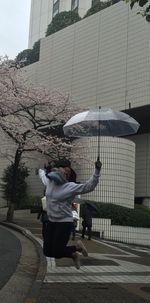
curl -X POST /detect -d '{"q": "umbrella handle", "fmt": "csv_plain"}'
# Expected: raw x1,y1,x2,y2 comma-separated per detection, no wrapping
97,106,101,160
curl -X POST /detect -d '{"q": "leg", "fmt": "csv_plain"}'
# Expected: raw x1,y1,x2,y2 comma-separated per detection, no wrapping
46,222,76,259
81,224,86,239
72,224,76,240
87,225,92,240
43,221,56,257
42,221,48,239
43,221,87,269
72,220,77,240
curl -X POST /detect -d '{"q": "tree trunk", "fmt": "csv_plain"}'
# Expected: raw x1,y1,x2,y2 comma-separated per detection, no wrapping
6,203,15,222
6,148,22,222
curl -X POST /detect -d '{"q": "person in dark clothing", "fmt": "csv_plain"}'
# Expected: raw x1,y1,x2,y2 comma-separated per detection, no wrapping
37,195,49,238
81,203,93,240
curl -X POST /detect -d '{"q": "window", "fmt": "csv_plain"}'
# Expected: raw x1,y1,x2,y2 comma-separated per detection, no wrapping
71,0,79,11
53,0,60,17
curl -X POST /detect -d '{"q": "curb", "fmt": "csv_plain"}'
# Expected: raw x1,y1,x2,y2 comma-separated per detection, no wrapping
0,221,47,303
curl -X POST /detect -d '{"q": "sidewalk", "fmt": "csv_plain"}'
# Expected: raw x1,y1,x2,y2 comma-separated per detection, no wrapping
0,208,150,303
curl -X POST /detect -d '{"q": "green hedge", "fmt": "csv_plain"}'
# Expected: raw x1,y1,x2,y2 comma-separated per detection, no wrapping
78,199,150,228
16,195,41,210
17,197,150,227
46,11,81,37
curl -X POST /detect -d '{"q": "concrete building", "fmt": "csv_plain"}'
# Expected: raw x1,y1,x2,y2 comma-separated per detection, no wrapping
28,0,92,48
23,1,150,209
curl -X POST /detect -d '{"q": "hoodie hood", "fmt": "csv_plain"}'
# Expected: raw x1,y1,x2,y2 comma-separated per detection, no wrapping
46,170,67,185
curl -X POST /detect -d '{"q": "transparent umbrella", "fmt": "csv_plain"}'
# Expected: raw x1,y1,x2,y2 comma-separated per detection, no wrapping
63,107,140,159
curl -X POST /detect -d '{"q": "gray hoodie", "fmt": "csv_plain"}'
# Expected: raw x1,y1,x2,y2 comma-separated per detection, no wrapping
38,168,100,222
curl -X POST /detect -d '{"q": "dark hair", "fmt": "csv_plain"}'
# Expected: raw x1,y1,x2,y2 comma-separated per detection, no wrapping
68,168,76,182
44,163,52,174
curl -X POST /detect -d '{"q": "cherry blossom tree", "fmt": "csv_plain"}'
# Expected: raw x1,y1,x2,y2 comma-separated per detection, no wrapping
0,57,80,221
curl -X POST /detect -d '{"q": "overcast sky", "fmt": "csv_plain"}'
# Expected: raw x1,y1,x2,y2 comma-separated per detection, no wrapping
0,0,31,59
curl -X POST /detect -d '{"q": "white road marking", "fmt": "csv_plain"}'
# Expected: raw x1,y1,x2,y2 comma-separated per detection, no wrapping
44,253,150,283
32,235,150,284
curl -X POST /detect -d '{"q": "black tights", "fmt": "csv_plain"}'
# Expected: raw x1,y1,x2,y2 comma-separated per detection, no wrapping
82,225,92,240
43,221,76,258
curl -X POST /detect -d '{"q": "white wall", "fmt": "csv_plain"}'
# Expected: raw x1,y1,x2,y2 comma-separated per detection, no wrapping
86,218,150,246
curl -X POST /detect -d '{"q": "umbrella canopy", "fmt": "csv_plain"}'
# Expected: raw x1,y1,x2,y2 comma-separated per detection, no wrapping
63,108,140,137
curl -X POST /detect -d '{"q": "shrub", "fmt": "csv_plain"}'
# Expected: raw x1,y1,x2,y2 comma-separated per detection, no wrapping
46,11,81,37
29,39,41,63
16,49,33,66
78,199,150,228
84,0,111,18
16,40,41,67
17,195,42,211
1,163,29,208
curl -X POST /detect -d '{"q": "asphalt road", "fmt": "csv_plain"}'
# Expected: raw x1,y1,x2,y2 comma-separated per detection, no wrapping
36,282,150,303
0,225,21,290
0,210,150,303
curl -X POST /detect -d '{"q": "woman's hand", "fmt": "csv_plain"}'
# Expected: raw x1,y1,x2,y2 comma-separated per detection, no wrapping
95,160,102,171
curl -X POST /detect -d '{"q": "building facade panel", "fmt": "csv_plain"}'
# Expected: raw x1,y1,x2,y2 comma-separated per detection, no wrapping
75,137,135,208
50,27,75,93
126,9,149,109
27,2,150,111
97,4,128,110
131,134,150,198
70,15,99,106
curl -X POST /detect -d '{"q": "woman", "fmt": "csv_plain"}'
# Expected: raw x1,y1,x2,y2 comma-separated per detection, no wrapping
81,203,93,240
37,159,102,269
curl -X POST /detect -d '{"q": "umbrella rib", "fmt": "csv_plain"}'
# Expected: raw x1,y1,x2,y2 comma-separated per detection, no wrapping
107,119,113,137
63,109,140,142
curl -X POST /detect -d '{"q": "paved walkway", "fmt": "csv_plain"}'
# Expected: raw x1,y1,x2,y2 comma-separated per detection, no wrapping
0,208,150,303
